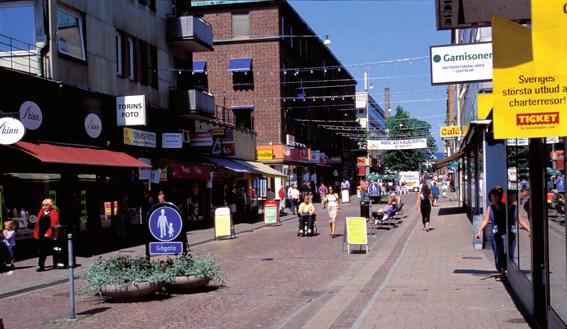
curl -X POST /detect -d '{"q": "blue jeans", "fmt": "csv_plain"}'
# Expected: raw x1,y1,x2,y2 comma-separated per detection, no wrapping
360,192,366,201
6,245,15,261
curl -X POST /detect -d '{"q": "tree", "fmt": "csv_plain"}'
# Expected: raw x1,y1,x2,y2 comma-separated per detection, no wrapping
380,106,437,171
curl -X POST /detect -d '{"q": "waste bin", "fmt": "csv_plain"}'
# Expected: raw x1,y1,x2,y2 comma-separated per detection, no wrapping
360,200,370,219
51,225,75,269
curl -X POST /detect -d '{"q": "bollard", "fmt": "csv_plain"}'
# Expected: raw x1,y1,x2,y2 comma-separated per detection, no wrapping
68,233,75,320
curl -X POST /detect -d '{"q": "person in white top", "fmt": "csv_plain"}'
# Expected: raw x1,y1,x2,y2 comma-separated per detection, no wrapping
323,186,340,238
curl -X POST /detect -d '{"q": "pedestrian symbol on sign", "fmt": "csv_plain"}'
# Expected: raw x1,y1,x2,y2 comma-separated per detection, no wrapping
148,206,182,242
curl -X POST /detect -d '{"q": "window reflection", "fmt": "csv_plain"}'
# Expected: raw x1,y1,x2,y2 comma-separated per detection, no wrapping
547,137,566,322
57,8,85,60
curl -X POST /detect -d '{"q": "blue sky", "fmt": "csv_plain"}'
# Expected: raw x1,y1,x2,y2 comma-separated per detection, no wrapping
289,0,451,150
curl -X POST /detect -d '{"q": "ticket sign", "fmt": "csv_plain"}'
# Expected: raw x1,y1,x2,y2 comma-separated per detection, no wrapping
264,200,278,225
439,126,461,138
214,207,233,238
346,217,368,246
493,15,567,138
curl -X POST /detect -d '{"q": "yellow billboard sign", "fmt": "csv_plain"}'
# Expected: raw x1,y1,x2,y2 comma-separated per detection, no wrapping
477,93,493,120
439,126,461,138
257,149,273,160
493,14,567,139
346,217,368,245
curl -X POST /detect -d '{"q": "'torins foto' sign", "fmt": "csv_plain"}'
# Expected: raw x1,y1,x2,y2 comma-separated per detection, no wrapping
116,95,146,126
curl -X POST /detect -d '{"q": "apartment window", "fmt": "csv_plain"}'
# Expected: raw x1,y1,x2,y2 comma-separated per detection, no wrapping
0,4,35,50
57,7,85,60
232,12,249,38
115,33,123,76
289,25,293,48
149,45,158,88
127,36,135,80
138,40,148,84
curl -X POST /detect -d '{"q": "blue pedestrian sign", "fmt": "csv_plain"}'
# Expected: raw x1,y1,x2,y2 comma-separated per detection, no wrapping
148,206,183,242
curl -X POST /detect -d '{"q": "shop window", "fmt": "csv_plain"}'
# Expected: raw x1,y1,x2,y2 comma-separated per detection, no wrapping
231,12,249,39
506,139,532,280
57,7,86,61
546,137,566,321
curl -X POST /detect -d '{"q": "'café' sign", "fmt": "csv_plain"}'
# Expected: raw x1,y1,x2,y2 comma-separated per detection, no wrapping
0,117,25,145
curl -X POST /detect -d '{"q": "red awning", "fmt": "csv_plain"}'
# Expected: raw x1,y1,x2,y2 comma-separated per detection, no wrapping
13,141,151,168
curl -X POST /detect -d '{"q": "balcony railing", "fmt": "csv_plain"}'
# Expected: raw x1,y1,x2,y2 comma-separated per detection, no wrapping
170,89,215,116
0,33,42,76
166,16,213,52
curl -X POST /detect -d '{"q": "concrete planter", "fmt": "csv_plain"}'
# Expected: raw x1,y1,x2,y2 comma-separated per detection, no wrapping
100,282,163,300
169,276,210,291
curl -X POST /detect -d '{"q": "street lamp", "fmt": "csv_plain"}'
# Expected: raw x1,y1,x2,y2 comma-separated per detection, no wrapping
323,35,332,45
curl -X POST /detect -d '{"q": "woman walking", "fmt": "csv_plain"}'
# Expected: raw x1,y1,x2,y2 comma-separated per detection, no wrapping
33,198,59,271
324,186,340,238
415,183,433,231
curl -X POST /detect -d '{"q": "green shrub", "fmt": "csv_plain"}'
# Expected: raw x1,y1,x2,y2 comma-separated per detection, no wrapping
165,253,225,285
81,255,169,296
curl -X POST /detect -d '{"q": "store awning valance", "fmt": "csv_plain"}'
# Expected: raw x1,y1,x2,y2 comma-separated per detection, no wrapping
231,105,254,111
228,58,252,72
235,160,286,178
192,60,207,73
432,151,463,170
12,141,151,168
207,157,255,174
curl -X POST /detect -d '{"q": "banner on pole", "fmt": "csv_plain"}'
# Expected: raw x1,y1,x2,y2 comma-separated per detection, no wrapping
368,138,427,150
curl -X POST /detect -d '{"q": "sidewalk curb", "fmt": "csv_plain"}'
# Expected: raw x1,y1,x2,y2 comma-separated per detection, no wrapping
0,213,299,300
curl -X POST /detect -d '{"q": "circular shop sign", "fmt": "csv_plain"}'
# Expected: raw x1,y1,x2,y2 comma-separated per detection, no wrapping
19,101,43,130
84,113,102,138
0,117,25,145
148,205,183,242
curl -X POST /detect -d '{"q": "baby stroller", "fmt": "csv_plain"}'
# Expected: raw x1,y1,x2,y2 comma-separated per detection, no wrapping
298,212,317,237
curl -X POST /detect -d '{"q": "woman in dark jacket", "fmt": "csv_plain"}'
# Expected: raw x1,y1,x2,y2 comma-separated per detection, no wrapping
415,183,433,231
476,188,507,281
33,198,59,271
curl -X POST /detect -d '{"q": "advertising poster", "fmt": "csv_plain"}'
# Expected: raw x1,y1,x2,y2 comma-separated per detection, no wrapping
346,217,368,245
263,200,278,225
368,138,427,150
214,207,233,238
493,15,567,138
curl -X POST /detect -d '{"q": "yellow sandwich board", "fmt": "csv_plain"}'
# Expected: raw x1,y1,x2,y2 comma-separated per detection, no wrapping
214,207,235,239
345,217,368,254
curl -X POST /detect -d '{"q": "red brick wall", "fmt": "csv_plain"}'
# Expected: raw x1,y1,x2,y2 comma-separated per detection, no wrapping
195,8,283,145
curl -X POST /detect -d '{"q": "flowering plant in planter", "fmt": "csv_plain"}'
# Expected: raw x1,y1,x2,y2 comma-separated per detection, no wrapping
165,252,225,288
81,255,169,297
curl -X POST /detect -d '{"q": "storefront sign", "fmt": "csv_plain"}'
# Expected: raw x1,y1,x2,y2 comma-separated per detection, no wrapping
221,128,234,142
286,134,295,146
506,138,529,146
162,133,183,149
116,95,146,126
150,169,161,184
257,149,273,160
0,117,25,145
211,128,225,136
439,126,461,138
330,156,342,163
190,132,213,147
214,207,233,238
430,42,493,85
310,150,320,163
170,163,209,180
263,200,278,225
345,217,368,246
19,101,42,130
84,113,102,138
222,143,235,156
138,158,152,180
284,146,310,162
368,138,427,150
493,15,567,138
124,128,156,148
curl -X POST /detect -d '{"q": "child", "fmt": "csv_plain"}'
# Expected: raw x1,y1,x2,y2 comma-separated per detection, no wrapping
3,221,16,270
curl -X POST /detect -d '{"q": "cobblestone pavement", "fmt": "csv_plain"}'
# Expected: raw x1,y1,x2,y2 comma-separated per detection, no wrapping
0,195,531,329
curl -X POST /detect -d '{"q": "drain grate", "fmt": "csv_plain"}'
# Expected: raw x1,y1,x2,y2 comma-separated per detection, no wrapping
462,256,483,260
